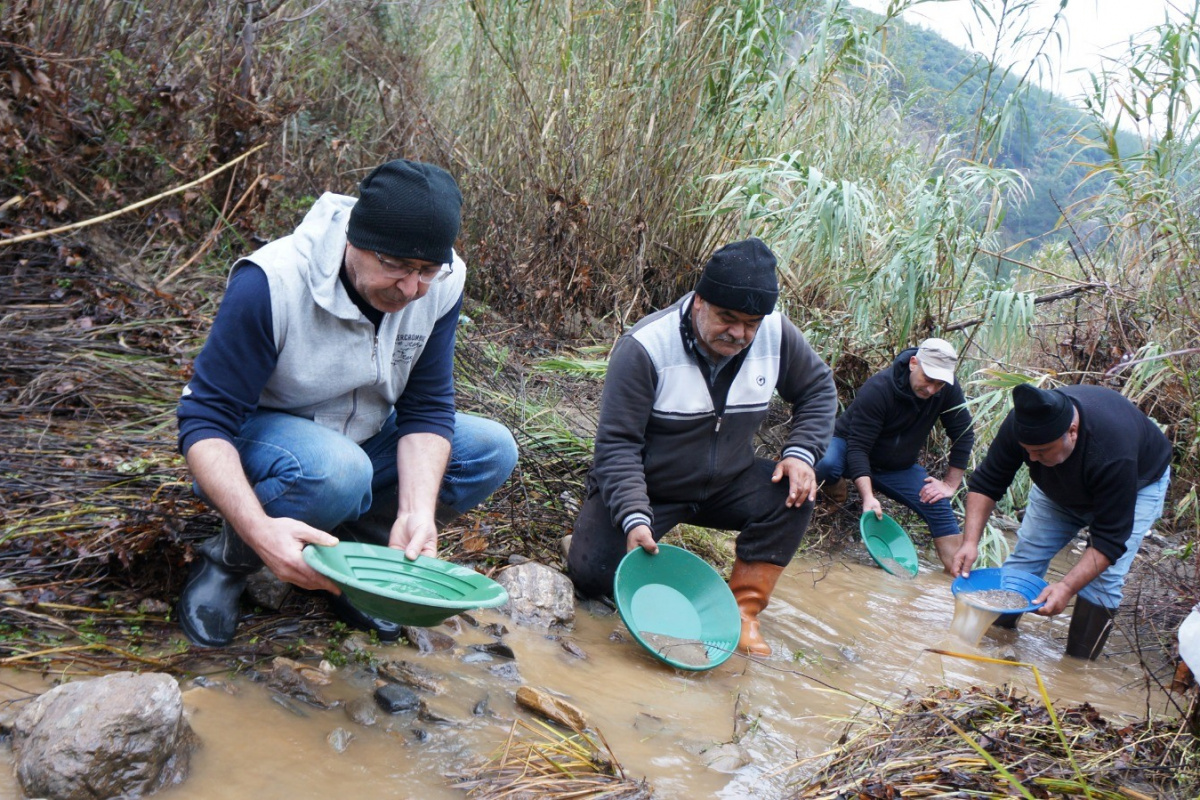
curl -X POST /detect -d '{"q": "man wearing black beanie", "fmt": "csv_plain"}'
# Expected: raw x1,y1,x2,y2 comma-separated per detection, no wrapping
175,160,518,648
952,383,1172,659
568,238,838,657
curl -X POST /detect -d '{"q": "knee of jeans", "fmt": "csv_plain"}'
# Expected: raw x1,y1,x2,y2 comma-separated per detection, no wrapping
472,422,519,484
296,449,374,524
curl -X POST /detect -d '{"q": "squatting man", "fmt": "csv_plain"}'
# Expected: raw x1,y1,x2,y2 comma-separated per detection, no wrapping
567,237,837,657
176,159,518,647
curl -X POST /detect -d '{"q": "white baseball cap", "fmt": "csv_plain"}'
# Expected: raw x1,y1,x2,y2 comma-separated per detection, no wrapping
915,338,958,384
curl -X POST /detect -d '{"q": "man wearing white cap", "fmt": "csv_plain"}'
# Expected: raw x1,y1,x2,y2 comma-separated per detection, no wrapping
814,338,974,572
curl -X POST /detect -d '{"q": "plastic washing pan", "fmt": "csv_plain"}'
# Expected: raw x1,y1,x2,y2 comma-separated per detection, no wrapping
951,567,1047,614
613,544,740,672
859,513,919,577
303,542,508,627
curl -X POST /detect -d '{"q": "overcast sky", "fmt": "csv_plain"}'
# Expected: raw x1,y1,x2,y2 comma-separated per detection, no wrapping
854,0,1185,100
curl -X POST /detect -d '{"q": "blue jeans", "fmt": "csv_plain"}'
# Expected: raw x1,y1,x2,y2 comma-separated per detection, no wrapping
813,436,960,538
1004,467,1170,609
205,410,518,530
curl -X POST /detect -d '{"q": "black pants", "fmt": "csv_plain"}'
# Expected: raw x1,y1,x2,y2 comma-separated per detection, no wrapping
567,458,813,598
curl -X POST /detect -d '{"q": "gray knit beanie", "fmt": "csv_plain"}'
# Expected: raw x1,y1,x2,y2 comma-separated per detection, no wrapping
694,238,779,315
347,160,462,264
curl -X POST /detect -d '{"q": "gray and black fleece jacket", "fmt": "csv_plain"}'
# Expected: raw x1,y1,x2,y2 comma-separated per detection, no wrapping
589,292,837,536
969,384,1173,565
833,348,974,479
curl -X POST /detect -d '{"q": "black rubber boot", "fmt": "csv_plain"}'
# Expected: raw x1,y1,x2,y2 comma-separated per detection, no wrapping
325,592,405,641
1066,596,1116,660
178,523,262,647
993,612,1023,630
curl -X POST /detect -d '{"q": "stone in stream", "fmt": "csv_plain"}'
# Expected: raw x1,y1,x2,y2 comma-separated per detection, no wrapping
461,650,493,664
515,686,588,731
11,672,198,800
496,562,576,628
481,622,509,638
377,659,446,695
560,639,589,659
344,696,379,727
640,632,710,668
470,642,515,660
374,684,420,714
488,662,522,683
701,742,752,773
472,696,490,716
266,657,335,709
401,625,456,654
417,700,461,726
326,727,354,753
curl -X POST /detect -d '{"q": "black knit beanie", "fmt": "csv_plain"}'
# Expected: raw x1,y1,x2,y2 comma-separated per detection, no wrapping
1012,383,1074,445
346,160,462,264
694,238,779,316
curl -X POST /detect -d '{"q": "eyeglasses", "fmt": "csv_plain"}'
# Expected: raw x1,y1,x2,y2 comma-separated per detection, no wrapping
375,252,453,284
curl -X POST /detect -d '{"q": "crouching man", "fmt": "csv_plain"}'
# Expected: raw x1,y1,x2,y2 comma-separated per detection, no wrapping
567,238,837,656
176,160,518,647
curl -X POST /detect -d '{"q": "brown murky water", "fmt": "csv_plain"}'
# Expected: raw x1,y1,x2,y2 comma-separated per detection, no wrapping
0,556,1167,799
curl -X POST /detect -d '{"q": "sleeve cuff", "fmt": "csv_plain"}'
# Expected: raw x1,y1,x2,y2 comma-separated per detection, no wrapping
621,513,652,535
782,447,814,465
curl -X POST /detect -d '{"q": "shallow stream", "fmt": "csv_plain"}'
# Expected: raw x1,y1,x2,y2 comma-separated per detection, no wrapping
0,553,1167,799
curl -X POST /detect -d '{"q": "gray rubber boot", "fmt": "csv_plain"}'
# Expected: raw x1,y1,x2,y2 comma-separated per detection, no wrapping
1065,596,1116,660
993,612,1023,629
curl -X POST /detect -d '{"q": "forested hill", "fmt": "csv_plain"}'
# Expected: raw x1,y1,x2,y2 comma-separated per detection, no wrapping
867,11,1143,247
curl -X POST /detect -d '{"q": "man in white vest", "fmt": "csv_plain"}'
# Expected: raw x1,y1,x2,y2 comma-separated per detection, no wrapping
176,160,518,647
568,238,837,656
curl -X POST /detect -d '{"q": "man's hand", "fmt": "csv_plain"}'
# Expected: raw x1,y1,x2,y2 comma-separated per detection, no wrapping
626,524,658,554
1032,582,1075,616
919,476,956,504
861,494,883,520
390,511,439,561
251,518,341,593
772,457,817,507
950,540,978,578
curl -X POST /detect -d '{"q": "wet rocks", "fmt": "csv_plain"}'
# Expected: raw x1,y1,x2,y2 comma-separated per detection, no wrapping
11,672,197,800
374,684,420,714
560,639,589,659
377,659,445,695
267,657,335,709
401,625,456,654
470,642,515,660
701,742,752,773
515,686,587,731
245,567,290,611
496,562,575,628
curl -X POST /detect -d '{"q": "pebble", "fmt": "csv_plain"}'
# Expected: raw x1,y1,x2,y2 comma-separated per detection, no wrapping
560,640,588,659
470,642,514,660
401,626,456,654
344,696,378,727
326,727,354,753
488,662,521,683
374,684,420,714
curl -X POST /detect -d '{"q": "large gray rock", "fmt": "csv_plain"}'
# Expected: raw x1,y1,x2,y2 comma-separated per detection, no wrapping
496,562,575,628
12,672,197,800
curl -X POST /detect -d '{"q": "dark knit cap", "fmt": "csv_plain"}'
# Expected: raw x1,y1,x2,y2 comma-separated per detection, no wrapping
694,237,779,316
347,160,462,264
1012,383,1075,445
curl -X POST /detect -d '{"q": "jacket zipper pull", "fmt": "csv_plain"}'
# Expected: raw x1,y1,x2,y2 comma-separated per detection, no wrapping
715,415,723,433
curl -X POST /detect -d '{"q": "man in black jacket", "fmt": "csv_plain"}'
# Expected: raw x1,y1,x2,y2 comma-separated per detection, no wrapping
567,238,837,657
952,383,1172,659
814,339,974,572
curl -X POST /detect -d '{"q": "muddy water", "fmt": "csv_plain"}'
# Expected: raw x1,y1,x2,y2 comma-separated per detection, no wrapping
0,556,1165,800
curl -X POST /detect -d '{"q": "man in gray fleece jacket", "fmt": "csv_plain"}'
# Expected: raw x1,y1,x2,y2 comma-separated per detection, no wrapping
567,238,837,656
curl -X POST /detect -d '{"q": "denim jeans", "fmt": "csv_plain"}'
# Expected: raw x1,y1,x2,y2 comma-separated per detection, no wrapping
814,436,960,538
207,410,518,530
1003,467,1170,609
